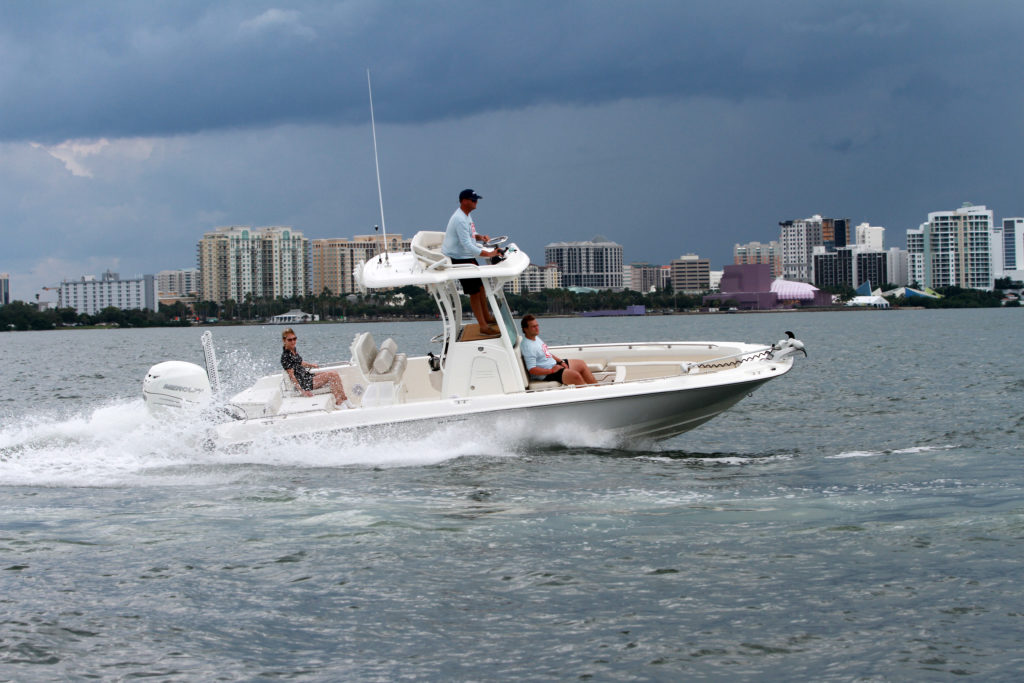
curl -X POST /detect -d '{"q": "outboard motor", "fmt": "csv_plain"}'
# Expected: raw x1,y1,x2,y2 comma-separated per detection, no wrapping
143,361,213,415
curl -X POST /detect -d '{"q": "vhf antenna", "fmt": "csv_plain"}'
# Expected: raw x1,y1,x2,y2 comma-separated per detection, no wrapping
367,69,389,264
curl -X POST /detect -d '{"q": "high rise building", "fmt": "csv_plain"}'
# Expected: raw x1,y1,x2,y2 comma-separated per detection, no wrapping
887,248,909,287
670,254,711,293
197,226,309,304
813,246,888,290
624,262,669,292
907,204,995,290
780,215,851,282
519,263,561,293
504,263,562,294
779,216,824,282
258,226,309,300
157,269,199,296
545,237,623,290
58,270,156,315
906,226,925,286
311,234,411,296
854,223,885,251
821,218,851,251
991,222,1005,278
733,241,782,278
0,272,9,305
1002,218,1024,273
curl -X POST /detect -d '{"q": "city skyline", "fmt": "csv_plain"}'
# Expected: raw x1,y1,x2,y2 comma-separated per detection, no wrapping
3,2,1024,301
17,197,1024,307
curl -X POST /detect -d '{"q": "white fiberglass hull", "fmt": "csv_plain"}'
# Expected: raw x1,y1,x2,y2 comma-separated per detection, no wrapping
208,356,794,449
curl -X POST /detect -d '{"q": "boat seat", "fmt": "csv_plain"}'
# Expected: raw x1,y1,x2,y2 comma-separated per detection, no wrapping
411,231,451,271
231,386,283,418
519,347,568,391
520,354,614,390
350,332,407,383
280,372,335,398
278,394,336,415
527,378,565,391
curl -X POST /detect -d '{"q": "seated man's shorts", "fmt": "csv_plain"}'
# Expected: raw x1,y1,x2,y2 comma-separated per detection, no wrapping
541,367,565,383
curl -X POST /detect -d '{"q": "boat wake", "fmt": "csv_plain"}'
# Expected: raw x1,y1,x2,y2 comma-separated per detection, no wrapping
0,400,626,488
826,444,959,459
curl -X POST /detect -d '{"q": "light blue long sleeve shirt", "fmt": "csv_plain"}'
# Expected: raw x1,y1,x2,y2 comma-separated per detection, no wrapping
441,208,482,259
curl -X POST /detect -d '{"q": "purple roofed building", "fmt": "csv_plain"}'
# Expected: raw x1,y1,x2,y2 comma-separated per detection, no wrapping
703,264,832,310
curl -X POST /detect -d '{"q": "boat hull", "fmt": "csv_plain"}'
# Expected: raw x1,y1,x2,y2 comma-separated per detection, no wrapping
208,358,791,449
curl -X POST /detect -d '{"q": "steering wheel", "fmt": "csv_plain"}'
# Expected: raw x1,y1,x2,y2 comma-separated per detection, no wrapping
483,235,508,248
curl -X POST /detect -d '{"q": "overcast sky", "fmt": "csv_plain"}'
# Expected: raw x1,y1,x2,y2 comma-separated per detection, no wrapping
3,0,1024,300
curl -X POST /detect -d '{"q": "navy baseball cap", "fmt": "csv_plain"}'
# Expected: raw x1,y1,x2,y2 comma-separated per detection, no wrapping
459,189,482,201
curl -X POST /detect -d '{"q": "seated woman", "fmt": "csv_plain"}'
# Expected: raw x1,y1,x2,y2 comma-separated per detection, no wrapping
280,328,348,405
520,314,597,386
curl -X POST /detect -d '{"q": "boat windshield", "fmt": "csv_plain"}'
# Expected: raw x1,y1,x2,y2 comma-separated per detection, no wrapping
492,289,519,343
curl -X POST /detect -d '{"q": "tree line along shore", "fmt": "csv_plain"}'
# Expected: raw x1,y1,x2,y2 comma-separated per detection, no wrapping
1,283,1017,332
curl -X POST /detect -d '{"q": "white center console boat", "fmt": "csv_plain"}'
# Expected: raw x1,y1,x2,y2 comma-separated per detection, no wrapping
143,232,806,449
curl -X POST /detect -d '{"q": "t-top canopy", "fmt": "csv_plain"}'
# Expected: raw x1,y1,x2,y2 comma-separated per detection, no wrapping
358,231,530,290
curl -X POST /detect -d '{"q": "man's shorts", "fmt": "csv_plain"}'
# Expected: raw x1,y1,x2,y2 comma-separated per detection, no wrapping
541,366,565,383
451,258,482,295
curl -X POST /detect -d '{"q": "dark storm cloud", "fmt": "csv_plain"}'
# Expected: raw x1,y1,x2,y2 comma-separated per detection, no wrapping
4,1,1023,143
4,1,1024,301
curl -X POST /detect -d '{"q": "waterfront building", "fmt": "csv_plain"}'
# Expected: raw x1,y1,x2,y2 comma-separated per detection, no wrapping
0,272,8,305
1003,218,1024,270
503,263,561,295
157,268,199,297
197,226,309,304
991,223,1005,278
545,237,623,290
906,226,925,286
703,264,831,310
779,216,823,282
906,204,995,290
887,248,909,287
733,241,782,278
58,270,156,315
854,223,885,251
780,215,851,282
624,262,669,293
821,217,851,251
311,234,411,296
670,254,711,294
1002,218,1024,279
270,309,319,324
520,263,561,293
813,246,888,290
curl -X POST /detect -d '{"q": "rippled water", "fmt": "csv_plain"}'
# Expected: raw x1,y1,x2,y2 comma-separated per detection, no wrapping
1,310,1022,680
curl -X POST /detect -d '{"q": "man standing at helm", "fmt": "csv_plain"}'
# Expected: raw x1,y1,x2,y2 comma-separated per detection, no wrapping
442,188,502,336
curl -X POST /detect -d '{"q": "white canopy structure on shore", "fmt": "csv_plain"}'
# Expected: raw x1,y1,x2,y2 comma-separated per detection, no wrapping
846,295,890,308
270,309,319,324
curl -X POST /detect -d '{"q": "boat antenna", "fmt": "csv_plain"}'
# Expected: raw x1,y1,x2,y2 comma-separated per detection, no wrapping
367,69,389,263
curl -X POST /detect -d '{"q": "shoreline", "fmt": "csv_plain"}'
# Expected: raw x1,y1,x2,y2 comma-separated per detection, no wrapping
4,305,944,331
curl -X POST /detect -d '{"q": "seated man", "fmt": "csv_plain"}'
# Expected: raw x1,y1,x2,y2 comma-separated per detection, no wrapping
520,314,597,386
